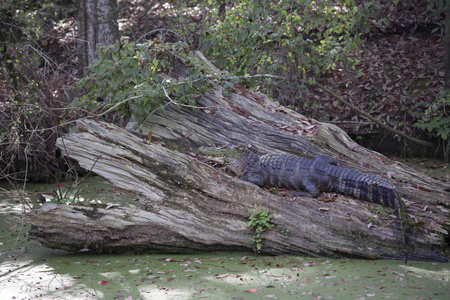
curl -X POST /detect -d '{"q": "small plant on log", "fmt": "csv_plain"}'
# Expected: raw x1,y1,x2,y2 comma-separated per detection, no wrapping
248,207,274,253
367,216,379,226
277,224,291,237
374,205,389,216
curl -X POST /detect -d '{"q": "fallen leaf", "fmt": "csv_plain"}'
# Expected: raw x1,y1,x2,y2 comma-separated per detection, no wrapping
344,139,358,151
213,88,223,99
105,204,116,210
183,128,192,138
386,171,396,178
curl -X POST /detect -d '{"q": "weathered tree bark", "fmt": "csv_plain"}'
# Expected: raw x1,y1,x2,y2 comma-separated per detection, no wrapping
77,0,119,77
445,1,450,90
29,53,449,262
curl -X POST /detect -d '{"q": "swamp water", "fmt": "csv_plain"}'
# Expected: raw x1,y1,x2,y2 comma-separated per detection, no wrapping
1,177,449,299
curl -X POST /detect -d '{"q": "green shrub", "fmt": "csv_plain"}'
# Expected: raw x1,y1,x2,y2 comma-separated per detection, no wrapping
414,87,450,159
200,0,365,101
74,41,211,124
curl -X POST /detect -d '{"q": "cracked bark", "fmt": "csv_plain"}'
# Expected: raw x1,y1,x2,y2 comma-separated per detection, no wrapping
28,53,449,261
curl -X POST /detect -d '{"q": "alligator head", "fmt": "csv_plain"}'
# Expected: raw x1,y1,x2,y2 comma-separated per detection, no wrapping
198,144,259,177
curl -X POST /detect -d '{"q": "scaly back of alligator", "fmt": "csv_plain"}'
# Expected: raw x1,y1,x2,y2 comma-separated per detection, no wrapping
200,145,398,209
253,154,398,209
201,145,410,250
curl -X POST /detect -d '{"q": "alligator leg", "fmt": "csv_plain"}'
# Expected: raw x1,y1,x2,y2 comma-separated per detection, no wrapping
240,171,266,187
292,177,321,197
312,155,338,165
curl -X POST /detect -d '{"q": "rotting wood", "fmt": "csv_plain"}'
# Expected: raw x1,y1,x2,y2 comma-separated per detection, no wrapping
28,118,449,261
28,52,449,261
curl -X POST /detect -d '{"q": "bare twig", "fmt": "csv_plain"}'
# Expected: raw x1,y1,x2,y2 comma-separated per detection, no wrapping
73,155,101,201
136,28,186,43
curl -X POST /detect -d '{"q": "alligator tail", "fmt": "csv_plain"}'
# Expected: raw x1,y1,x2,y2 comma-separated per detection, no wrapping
327,165,397,209
328,165,411,254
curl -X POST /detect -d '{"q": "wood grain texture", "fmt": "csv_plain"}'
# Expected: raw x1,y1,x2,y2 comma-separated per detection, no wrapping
28,52,449,261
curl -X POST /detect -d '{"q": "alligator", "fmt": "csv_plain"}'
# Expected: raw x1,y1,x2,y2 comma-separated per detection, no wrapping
200,145,401,204
199,145,412,234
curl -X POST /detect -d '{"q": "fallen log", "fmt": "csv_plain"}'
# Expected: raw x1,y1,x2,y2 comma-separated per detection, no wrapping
28,53,449,261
